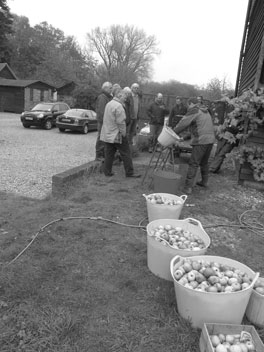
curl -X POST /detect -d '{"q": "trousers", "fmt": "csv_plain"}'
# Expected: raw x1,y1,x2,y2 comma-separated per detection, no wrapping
104,136,134,176
185,144,213,188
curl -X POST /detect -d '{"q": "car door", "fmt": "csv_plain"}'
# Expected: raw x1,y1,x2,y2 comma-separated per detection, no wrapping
51,104,61,124
87,110,97,130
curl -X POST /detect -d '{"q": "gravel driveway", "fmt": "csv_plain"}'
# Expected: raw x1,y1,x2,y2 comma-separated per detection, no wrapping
0,113,97,199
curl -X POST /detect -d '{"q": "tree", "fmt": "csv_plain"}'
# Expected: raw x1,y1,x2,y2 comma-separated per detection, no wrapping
8,18,96,86
201,77,234,101
0,0,13,63
86,25,160,85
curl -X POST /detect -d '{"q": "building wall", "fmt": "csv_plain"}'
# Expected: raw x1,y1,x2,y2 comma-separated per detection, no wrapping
237,1,264,94
24,87,53,111
0,86,24,113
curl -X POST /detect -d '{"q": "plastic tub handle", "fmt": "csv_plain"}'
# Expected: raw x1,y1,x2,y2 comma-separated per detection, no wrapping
180,195,188,203
187,218,200,226
251,272,260,288
170,255,183,277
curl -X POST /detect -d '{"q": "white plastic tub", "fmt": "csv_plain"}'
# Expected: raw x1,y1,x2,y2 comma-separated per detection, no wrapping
170,255,259,328
144,193,187,222
146,218,210,281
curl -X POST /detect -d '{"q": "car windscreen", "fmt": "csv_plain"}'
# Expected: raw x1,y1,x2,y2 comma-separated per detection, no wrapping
32,104,53,111
64,110,85,117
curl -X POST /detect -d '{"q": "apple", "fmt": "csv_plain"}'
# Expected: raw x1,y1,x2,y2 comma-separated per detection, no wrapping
174,269,184,280
210,335,221,347
245,341,255,351
225,335,235,344
216,344,228,352
218,334,226,343
187,271,196,282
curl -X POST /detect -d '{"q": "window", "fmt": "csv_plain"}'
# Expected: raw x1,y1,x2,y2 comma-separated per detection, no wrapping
30,88,33,101
40,90,44,101
59,103,67,111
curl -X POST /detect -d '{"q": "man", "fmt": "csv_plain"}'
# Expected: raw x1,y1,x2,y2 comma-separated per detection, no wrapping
95,82,113,161
100,88,141,178
147,93,169,153
174,97,215,194
127,83,140,145
168,96,187,129
123,87,134,128
209,110,243,173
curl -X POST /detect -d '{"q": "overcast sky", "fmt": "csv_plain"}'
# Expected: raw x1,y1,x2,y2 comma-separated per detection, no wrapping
8,0,249,88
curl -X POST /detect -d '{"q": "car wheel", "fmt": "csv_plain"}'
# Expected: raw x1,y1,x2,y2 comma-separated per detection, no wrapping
59,128,65,132
44,120,52,130
83,124,89,134
22,123,30,128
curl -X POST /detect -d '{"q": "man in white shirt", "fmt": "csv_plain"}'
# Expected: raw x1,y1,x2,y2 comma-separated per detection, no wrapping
100,87,141,178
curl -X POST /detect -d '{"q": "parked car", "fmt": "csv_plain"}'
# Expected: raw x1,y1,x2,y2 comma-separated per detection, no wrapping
20,102,70,130
56,109,97,134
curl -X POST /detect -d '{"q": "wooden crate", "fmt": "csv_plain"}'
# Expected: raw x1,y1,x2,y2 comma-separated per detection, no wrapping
199,323,264,352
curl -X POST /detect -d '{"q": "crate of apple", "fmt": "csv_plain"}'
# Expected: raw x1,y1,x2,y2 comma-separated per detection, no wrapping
210,332,256,351
173,258,253,293
149,224,206,251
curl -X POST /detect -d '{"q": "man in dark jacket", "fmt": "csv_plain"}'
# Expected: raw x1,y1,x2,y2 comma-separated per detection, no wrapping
174,97,215,194
209,110,243,173
95,82,113,161
147,93,169,152
168,96,187,129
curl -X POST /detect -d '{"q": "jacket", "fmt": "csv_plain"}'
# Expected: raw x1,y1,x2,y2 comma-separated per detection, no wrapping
147,101,169,125
95,91,112,123
100,98,126,143
168,103,187,128
124,95,134,126
174,105,215,145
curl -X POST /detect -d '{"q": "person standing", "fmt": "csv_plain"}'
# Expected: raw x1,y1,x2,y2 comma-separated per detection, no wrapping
147,93,169,152
100,88,141,178
95,82,113,161
209,110,243,173
168,96,187,129
127,83,141,145
123,87,134,128
174,97,215,194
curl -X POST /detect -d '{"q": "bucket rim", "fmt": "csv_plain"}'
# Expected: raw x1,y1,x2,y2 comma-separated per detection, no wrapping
143,193,188,205
146,218,211,250
170,254,259,295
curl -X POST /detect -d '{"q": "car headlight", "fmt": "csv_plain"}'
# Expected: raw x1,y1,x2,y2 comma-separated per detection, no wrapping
21,112,25,117
37,113,44,118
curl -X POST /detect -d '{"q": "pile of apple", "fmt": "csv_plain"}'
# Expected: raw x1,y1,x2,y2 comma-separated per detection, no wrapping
253,277,264,295
210,332,256,351
145,194,183,206
173,258,253,293
149,224,206,250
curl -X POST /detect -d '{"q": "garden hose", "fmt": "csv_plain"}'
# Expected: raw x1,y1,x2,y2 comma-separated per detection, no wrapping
1,210,263,267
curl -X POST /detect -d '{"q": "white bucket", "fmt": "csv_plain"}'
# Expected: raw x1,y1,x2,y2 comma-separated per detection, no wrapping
170,255,259,328
246,277,264,327
144,193,187,222
146,218,210,281
158,126,181,147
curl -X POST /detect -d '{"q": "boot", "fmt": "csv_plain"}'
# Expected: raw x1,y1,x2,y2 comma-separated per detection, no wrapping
196,174,209,188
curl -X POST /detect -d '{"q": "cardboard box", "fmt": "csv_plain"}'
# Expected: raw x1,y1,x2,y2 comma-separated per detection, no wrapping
199,323,264,352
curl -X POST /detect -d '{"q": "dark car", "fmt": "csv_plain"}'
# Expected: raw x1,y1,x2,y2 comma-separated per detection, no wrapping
56,109,97,134
20,102,70,130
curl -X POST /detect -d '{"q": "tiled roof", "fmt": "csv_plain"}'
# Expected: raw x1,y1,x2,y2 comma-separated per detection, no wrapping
0,78,55,88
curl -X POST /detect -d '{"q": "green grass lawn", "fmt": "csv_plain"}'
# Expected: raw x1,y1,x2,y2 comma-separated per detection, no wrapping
0,161,264,352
